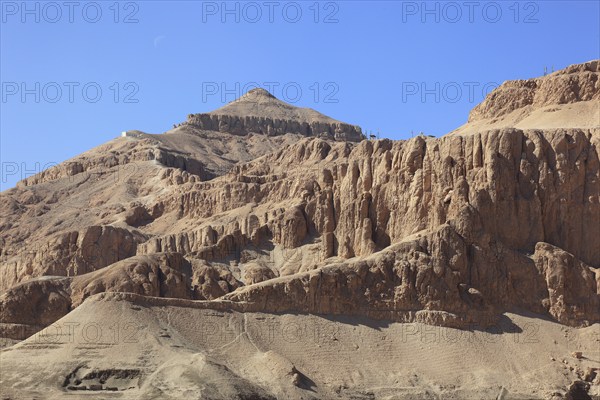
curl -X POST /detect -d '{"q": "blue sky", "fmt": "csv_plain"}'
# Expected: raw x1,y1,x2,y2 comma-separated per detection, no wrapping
1,0,599,189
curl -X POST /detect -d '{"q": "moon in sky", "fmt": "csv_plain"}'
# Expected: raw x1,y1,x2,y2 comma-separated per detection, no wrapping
153,35,166,49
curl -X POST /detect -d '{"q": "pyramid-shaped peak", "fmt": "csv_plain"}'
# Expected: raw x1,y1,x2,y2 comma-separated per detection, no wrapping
209,87,335,122
238,87,276,100
182,85,364,142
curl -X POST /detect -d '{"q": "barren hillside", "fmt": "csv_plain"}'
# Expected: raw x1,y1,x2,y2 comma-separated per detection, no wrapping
1,61,599,400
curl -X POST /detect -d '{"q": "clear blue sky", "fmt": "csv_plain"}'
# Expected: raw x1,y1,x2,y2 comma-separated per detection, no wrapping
1,0,599,189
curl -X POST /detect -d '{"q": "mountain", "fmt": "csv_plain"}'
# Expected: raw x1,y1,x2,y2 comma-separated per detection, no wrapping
181,87,363,141
1,61,599,400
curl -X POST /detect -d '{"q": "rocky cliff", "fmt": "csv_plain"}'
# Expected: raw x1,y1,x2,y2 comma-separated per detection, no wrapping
182,88,363,141
468,59,599,124
0,63,598,342
184,113,363,142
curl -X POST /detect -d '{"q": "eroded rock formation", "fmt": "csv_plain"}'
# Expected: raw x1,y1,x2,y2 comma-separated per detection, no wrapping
0,62,599,341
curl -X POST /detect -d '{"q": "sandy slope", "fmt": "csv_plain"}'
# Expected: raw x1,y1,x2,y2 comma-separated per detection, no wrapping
451,100,599,135
1,292,598,400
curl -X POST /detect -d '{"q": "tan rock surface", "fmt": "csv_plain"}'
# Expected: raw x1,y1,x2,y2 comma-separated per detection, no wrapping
453,60,599,133
185,88,364,141
1,61,599,399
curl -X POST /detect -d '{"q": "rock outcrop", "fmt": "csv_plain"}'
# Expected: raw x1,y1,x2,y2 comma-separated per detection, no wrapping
183,88,363,141
0,252,193,339
469,60,599,122
0,225,146,291
0,62,599,341
184,112,363,142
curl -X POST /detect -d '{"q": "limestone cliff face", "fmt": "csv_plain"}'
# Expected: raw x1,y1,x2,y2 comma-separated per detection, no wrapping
146,128,599,269
140,127,599,327
184,113,363,142
0,225,146,291
469,60,599,122
183,88,363,141
0,62,598,338
0,253,191,339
